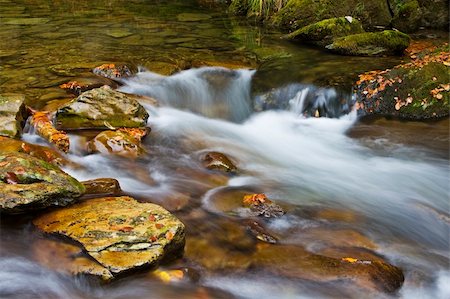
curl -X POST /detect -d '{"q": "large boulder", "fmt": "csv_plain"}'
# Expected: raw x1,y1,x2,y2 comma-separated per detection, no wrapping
284,17,365,46
354,48,449,119
55,87,149,130
33,196,185,276
0,152,85,214
390,0,422,33
327,30,410,56
271,0,392,30
0,94,27,138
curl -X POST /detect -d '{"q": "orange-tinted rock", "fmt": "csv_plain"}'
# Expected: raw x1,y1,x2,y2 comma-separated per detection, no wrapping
59,76,118,95
252,244,404,293
87,130,145,158
242,193,285,218
33,196,185,275
201,151,237,173
92,63,136,80
82,178,121,196
32,238,113,280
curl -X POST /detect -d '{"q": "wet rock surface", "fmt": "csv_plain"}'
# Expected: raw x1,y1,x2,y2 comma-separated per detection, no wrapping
201,151,237,173
252,244,404,293
33,196,185,276
0,94,27,138
82,178,122,196
0,152,85,214
32,238,114,280
243,193,285,218
92,63,136,80
55,87,149,130
87,130,145,158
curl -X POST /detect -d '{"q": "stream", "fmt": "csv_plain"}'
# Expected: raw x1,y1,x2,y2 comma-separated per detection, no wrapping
1,1,449,298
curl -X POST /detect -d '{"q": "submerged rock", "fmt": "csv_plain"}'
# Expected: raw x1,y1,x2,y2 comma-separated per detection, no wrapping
32,238,113,280
82,178,121,196
201,151,237,173
33,196,185,276
87,130,145,158
55,87,149,130
243,193,285,218
284,17,365,46
0,152,85,214
0,94,27,138
59,76,118,96
327,30,411,56
354,47,449,119
253,244,404,293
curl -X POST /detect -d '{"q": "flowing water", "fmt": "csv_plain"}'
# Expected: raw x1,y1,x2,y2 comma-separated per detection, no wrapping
1,1,449,299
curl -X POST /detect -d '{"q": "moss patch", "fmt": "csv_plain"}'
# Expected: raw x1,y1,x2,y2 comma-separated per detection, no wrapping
328,30,411,56
284,17,365,45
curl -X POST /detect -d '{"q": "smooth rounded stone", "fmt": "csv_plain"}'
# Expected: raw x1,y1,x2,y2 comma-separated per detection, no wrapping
0,136,69,166
82,178,121,196
141,61,181,76
201,151,237,173
106,28,133,38
176,13,212,22
55,87,149,130
3,17,49,25
92,63,137,80
0,93,27,138
284,17,365,46
326,30,411,56
32,238,113,280
184,237,251,272
150,267,200,284
33,196,186,276
253,47,292,62
0,152,85,214
121,35,143,46
87,130,145,158
59,76,118,96
252,244,404,293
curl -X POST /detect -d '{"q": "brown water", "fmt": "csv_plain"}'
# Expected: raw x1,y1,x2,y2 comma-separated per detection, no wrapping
1,1,449,299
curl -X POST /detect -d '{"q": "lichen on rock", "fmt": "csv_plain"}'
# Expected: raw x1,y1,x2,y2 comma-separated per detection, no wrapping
0,152,85,214
0,94,27,138
33,196,185,276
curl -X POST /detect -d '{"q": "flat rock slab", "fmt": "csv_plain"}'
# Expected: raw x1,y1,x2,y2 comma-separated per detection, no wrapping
55,87,149,130
0,93,27,138
33,196,185,275
0,152,85,214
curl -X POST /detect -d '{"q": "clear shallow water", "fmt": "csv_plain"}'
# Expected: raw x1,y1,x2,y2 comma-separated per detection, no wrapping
1,1,449,299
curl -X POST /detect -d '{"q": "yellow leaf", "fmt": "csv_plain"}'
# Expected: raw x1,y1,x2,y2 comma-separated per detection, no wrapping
342,257,358,263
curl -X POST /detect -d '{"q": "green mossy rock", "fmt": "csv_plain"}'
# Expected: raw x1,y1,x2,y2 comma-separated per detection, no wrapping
33,196,185,276
272,0,392,30
0,94,27,138
55,87,149,130
0,152,85,214
354,52,450,120
417,0,449,30
284,17,365,46
327,30,410,56
391,0,421,33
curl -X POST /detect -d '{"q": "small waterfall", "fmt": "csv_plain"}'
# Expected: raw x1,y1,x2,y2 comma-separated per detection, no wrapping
119,67,255,122
254,83,352,118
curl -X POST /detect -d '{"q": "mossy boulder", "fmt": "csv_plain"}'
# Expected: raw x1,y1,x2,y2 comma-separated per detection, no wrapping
0,152,85,214
284,17,365,46
417,0,449,30
391,0,421,33
55,87,149,130
33,196,185,277
0,94,27,138
271,0,392,30
354,49,450,119
327,30,410,56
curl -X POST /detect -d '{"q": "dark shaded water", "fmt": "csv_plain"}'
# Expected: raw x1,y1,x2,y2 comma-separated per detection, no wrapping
1,1,449,298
